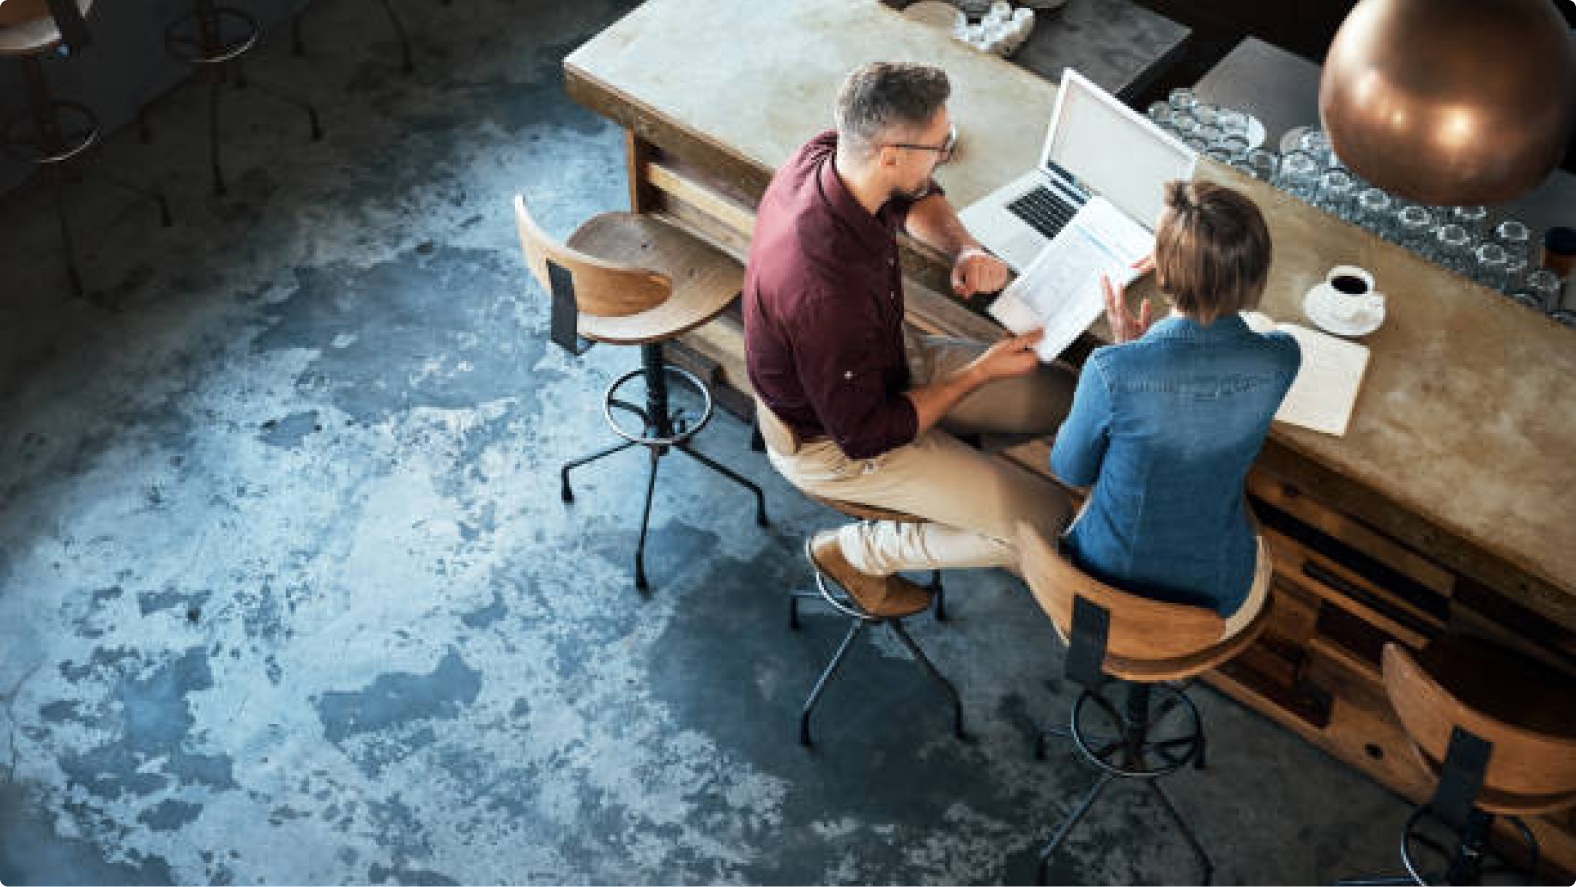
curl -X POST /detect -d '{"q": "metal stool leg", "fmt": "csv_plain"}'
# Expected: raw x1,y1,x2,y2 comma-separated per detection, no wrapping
888,620,965,739
373,0,415,73
559,439,639,502
77,167,173,227
788,591,822,629
1146,779,1214,884
1038,771,1115,884
51,172,83,298
207,72,226,195
801,618,865,746
632,446,663,592
675,441,768,526
232,67,322,141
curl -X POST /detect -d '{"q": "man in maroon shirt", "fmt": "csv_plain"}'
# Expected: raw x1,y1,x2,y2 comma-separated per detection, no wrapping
745,62,1077,617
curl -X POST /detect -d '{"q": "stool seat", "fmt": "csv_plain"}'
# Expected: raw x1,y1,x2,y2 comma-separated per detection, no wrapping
806,493,928,525
0,0,91,57
1386,636,1576,816
565,213,742,345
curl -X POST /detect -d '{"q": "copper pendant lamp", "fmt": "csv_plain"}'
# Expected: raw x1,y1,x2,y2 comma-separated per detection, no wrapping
1319,0,1576,206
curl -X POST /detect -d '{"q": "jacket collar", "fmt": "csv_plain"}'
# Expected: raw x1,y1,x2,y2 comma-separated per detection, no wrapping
1146,312,1252,342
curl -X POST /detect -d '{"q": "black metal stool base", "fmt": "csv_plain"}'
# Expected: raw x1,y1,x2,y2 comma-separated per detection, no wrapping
1338,805,1539,887
1036,681,1212,885
559,343,768,591
5,58,173,301
140,2,322,197
790,559,962,747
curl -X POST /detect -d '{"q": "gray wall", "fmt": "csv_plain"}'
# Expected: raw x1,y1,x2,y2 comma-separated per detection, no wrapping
0,0,308,194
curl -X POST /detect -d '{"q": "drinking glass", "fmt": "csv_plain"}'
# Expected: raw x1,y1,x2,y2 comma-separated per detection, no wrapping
1297,130,1333,168
1315,169,1357,220
1450,205,1488,241
1473,242,1508,291
1396,205,1435,254
1172,114,1201,141
1190,102,1220,130
1216,109,1249,139
1275,150,1320,201
1434,223,1473,275
1244,148,1278,182
1183,135,1209,153
1147,101,1176,133
1168,88,1197,115
1494,219,1533,266
1501,256,1529,295
1216,134,1249,164
1521,269,1563,311
1195,124,1224,147
1356,188,1393,238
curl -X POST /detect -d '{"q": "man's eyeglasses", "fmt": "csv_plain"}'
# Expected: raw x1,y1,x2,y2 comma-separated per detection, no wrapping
887,125,957,164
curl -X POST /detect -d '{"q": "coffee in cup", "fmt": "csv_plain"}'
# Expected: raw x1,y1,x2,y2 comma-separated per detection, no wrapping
1307,264,1385,328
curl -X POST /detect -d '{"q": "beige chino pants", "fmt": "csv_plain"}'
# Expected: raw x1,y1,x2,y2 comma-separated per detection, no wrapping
763,334,1078,576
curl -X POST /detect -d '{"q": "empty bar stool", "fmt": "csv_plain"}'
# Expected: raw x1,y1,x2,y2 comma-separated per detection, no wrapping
1017,521,1274,885
788,492,959,747
1339,636,1576,886
513,194,767,591
138,0,322,196
1,0,172,299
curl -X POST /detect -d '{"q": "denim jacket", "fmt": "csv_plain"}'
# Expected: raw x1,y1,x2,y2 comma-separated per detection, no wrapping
1050,313,1301,616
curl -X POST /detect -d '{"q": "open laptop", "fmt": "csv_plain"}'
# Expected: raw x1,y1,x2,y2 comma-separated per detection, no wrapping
959,68,1196,272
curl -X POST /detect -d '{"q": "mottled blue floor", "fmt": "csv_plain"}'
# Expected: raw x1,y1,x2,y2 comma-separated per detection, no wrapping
0,0,1409,883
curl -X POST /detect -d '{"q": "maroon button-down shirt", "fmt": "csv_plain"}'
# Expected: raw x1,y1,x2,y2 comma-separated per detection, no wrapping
744,131,932,460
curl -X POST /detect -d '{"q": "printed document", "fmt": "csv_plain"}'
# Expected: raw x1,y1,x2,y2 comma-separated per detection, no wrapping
987,196,1153,362
1242,311,1370,436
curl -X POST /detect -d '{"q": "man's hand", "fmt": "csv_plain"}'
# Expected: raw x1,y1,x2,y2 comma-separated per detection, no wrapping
970,329,1044,381
1101,272,1153,344
951,246,1010,297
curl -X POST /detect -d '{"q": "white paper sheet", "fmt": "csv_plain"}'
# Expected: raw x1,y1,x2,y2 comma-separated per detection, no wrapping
987,197,1152,362
1242,310,1370,436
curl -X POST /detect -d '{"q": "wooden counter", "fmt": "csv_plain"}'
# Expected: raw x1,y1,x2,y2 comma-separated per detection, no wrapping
564,0,1576,875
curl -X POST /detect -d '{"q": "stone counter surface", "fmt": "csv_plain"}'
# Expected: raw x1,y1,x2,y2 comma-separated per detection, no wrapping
566,0,1576,612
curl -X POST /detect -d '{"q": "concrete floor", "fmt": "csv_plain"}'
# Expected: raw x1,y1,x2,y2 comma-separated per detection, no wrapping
0,0,1415,883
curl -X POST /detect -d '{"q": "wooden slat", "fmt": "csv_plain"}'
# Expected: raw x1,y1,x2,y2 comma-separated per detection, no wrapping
1263,527,1445,649
1247,468,1456,599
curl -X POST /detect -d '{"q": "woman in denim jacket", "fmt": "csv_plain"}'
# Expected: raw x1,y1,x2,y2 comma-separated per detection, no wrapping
1050,180,1300,633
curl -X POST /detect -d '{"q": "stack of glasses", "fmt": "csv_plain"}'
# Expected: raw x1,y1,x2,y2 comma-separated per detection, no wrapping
1147,90,1568,322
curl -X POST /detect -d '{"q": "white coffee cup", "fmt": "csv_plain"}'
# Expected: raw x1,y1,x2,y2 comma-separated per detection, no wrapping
1314,265,1385,324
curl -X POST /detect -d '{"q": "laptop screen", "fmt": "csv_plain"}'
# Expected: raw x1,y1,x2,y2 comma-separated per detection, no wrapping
1041,69,1196,231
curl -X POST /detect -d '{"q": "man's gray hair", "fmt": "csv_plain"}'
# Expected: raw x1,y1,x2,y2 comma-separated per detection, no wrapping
834,62,951,157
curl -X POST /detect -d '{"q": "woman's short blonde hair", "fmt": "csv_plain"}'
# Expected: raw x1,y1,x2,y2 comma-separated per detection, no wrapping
1153,180,1272,324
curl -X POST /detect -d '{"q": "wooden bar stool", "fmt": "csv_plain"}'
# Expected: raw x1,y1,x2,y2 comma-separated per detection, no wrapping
1,0,172,299
513,195,767,591
1017,522,1274,885
788,493,959,748
138,0,322,197
1339,636,1576,886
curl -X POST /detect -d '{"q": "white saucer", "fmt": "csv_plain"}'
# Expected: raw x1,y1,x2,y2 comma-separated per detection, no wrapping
1303,288,1385,337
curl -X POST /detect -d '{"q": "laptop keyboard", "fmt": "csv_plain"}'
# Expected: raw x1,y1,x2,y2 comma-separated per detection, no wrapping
1006,186,1077,241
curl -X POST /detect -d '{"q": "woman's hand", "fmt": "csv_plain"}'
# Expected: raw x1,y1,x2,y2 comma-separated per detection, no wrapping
1101,271,1154,344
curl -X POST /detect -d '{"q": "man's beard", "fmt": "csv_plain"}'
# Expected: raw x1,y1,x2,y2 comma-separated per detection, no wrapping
892,180,934,202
